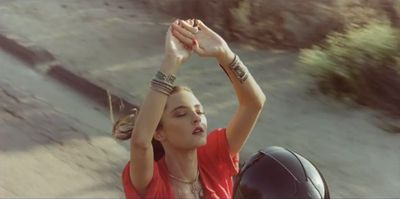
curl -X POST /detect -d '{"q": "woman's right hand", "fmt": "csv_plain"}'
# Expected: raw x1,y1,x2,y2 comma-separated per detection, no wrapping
164,20,192,65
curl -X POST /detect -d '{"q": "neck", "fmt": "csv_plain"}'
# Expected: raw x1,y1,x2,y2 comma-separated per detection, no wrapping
164,147,198,182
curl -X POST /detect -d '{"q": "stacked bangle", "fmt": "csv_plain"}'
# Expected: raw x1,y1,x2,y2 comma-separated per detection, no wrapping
151,71,176,96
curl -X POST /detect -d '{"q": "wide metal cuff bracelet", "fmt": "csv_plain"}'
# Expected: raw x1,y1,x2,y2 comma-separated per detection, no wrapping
155,71,176,85
229,54,249,83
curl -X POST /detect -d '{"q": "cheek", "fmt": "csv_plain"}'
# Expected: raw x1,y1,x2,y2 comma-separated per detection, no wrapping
164,117,190,134
201,115,208,126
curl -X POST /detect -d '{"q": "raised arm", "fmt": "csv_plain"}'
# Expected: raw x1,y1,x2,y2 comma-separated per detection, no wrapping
172,19,266,155
217,45,266,155
129,20,191,195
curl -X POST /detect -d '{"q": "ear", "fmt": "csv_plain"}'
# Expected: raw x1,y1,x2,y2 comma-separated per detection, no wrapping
154,129,166,142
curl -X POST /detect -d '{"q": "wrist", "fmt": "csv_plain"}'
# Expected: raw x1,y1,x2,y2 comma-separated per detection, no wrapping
217,48,235,67
160,54,182,75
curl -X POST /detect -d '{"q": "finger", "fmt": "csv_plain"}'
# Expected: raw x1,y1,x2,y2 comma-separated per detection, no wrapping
168,19,179,34
184,44,192,51
185,18,193,26
182,40,192,50
172,23,195,39
171,29,193,50
196,19,210,32
192,39,206,56
169,19,178,32
180,20,199,34
186,19,193,26
172,28,192,46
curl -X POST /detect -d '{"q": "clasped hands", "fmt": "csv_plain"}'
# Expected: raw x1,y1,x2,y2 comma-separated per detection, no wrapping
165,19,233,66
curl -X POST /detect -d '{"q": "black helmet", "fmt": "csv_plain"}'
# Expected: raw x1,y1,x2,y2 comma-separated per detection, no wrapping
233,146,330,199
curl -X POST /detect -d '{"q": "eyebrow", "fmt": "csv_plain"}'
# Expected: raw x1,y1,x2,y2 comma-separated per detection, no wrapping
171,104,202,113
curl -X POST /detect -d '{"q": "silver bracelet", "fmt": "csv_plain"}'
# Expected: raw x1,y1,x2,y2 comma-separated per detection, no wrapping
152,80,173,92
150,70,175,95
155,71,176,85
228,54,249,83
151,80,172,95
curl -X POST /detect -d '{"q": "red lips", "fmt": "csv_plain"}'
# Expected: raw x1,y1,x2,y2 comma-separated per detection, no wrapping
192,126,204,134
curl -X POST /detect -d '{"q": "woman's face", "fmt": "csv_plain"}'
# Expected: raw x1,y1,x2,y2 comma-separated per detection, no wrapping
158,90,208,149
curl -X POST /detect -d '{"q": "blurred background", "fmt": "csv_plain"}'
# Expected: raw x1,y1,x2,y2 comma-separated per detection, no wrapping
0,0,399,198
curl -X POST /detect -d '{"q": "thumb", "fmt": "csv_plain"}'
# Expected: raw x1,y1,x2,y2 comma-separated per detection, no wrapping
192,39,206,56
193,39,213,57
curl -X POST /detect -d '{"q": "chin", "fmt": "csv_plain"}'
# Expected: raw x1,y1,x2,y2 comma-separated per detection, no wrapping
196,137,207,147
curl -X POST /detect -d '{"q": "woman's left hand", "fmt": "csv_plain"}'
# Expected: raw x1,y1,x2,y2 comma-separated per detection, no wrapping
172,19,231,60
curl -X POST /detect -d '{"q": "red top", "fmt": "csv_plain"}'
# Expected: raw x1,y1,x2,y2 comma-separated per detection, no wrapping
122,128,240,199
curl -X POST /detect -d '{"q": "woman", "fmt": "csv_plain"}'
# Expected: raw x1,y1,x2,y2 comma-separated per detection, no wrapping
113,19,266,199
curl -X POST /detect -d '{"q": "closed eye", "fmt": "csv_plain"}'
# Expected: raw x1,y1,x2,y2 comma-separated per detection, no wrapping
172,105,205,117
173,109,186,116
175,111,205,117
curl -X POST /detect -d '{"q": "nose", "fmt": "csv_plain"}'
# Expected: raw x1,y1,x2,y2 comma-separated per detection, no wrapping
192,112,201,124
